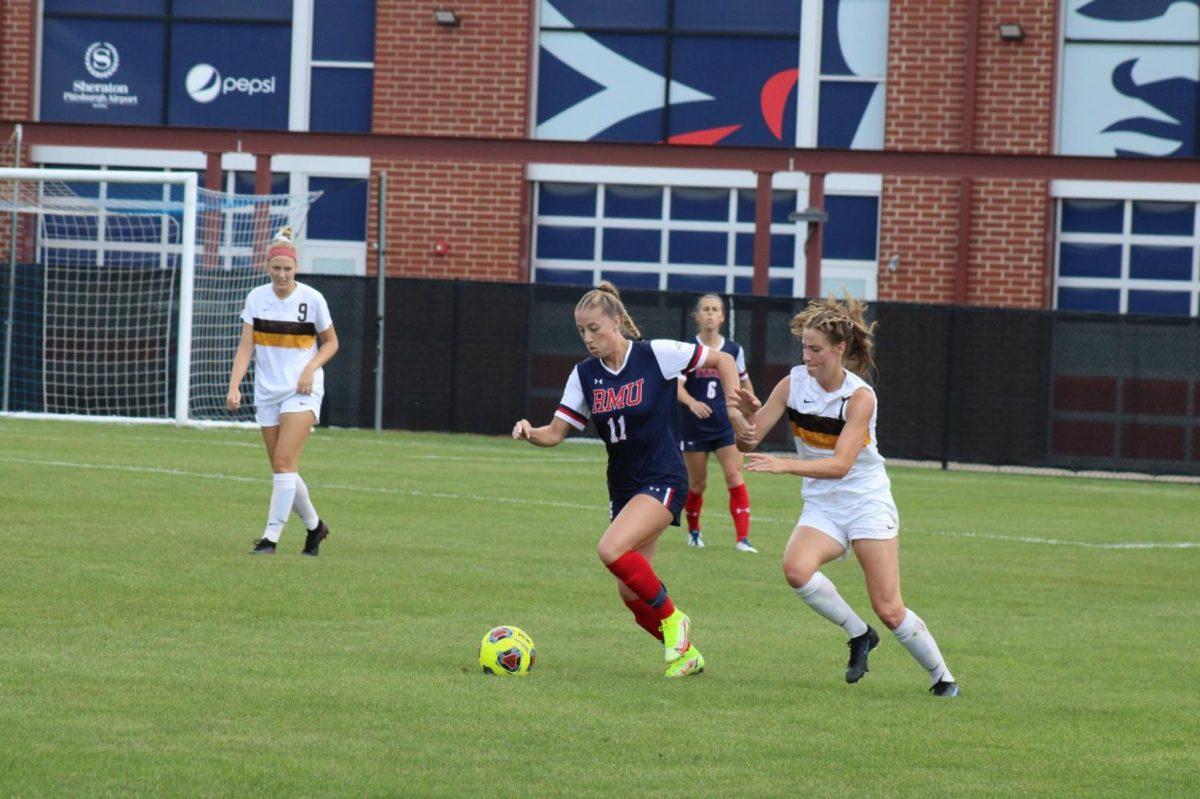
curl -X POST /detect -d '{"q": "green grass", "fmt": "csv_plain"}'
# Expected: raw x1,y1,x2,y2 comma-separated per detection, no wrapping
1,418,1198,797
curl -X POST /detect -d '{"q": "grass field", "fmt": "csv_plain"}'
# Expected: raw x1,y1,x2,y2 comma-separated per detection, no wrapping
1,417,1198,797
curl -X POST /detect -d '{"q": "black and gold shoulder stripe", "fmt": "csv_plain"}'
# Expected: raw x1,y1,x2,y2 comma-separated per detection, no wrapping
787,406,869,449
253,318,317,349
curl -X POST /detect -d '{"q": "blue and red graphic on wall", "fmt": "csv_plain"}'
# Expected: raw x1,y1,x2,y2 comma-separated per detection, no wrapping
536,0,881,149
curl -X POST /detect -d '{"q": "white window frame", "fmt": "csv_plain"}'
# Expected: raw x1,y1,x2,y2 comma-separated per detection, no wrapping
1051,180,1200,316
530,166,880,298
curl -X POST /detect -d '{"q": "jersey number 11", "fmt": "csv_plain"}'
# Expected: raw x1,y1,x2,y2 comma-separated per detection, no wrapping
606,415,627,443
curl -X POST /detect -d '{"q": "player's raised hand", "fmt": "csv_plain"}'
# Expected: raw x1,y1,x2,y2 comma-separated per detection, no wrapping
226,387,241,412
727,387,761,418
512,419,534,441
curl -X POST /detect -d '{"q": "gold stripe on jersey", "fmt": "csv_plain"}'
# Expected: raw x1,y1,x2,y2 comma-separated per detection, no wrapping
787,407,869,449
254,331,317,349
251,318,318,349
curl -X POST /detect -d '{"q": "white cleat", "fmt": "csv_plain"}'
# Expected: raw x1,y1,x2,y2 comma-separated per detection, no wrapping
735,538,758,553
687,531,705,547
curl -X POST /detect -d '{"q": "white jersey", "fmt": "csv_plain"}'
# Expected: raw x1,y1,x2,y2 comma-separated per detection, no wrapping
786,366,891,505
240,281,333,406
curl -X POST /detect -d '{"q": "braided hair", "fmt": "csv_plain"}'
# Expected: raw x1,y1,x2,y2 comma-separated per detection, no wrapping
790,292,877,378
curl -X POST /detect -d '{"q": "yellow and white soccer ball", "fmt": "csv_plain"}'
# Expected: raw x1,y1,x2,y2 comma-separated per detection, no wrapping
479,626,536,676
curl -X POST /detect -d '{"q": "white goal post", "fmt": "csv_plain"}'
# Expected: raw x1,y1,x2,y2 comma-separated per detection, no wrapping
0,166,318,426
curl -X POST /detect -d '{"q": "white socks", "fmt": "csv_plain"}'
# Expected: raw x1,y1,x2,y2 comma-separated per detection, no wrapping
892,609,953,685
263,472,297,542
292,474,320,530
796,575,955,686
794,572,869,638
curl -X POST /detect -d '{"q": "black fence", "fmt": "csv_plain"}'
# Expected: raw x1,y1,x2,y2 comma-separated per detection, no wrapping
302,276,1200,477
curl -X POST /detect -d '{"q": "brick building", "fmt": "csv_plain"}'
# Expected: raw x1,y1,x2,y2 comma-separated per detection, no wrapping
3,1,1199,316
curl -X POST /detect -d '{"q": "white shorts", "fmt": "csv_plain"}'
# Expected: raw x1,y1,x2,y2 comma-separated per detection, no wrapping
255,391,323,427
796,497,899,552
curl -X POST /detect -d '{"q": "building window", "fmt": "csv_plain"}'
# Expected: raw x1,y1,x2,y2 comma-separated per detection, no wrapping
39,0,374,133
532,177,880,298
1055,197,1199,316
1058,0,1199,158
535,0,887,149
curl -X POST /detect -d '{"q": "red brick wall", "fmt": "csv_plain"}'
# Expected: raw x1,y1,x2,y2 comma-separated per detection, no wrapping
370,0,530,279
0,0,34,120
367,159,527,282
879,0,1058,308
967,178,1050,307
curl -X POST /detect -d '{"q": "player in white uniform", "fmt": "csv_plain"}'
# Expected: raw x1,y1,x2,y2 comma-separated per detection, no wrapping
226,227,339,556
731,294,959,697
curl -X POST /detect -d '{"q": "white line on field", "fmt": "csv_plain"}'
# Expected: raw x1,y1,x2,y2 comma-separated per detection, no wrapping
4,456,1198,550
0,456,603,512
926,530,1200,549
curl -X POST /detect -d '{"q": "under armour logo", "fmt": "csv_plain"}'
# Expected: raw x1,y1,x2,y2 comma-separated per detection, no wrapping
593,378,604,384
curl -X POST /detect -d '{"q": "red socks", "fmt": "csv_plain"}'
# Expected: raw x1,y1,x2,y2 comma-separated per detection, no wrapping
684,490,703,532
606,551,675,619
729,483,751,541
623,598,665,641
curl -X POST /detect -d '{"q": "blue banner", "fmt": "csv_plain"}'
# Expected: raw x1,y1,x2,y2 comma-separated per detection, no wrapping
167,22,291,129
40,18,165,125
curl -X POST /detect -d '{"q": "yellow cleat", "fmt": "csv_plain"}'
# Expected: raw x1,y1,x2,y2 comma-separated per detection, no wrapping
659,609,691,662
665,645,705,678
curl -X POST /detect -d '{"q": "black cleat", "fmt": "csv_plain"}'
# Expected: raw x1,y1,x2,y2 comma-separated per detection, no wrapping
302,519,329,556
930,680,960,698
249,537,276,555
845,626,880,683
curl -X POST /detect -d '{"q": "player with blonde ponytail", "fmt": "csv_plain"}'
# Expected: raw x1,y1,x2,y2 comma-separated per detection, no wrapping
228,226,339,556
513,282,757,677
730,293,959,697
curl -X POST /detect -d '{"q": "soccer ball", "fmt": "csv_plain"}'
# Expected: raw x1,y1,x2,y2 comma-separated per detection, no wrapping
479,626,536,676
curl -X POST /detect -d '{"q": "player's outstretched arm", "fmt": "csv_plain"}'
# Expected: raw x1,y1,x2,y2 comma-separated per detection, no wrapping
702,350,753,437
512,416,571,447
745,388,873,477
735,376,787,452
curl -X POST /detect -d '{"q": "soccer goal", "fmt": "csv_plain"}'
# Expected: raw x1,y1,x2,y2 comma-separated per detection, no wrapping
0,167,318,426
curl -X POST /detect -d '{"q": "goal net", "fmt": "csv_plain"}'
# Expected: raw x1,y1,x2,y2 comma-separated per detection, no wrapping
0,167,320,425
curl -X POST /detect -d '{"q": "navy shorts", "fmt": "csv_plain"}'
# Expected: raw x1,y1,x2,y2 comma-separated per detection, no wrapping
680,429,735,453
609,484,688,527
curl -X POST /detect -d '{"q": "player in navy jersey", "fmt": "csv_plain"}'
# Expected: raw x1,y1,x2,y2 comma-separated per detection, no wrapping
677,293,757,552
513,282,753,678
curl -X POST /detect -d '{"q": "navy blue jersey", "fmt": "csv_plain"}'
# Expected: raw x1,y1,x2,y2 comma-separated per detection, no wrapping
680,336,747,440
556,339,708,492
